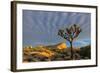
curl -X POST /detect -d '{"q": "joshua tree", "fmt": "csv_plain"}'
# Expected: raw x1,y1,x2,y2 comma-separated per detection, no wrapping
58,24,81,59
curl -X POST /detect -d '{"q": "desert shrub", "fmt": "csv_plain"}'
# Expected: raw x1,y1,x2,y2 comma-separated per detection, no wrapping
80,45,91,59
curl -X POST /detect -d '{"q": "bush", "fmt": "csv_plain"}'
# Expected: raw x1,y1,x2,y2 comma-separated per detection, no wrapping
80,45,91,59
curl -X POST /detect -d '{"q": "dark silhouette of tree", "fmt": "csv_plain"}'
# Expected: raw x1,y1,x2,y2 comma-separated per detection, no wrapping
58,24,81,59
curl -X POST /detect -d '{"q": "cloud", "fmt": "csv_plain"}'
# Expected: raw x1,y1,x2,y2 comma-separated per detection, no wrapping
66,39,91,47
23,10,91,47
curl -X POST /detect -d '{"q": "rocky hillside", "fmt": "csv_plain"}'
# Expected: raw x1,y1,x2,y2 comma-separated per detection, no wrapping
23,43,91,62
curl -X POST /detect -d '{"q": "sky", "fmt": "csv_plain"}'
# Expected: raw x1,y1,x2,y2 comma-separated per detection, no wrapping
23,10,91,48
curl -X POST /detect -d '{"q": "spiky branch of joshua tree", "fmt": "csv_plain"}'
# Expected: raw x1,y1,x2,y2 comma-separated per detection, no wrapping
58,24,81,59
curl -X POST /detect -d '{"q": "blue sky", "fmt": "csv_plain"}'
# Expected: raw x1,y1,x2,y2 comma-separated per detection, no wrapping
23,10,91,48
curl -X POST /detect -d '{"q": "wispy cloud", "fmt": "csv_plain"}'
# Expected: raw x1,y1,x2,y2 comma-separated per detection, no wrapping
66,39,91,47
23,10,91,47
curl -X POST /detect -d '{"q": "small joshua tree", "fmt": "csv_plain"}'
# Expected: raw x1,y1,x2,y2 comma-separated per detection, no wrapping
58,24,81,59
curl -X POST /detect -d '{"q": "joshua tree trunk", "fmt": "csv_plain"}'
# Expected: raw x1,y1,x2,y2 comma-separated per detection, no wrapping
70,41,73,59
58,24,82,59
